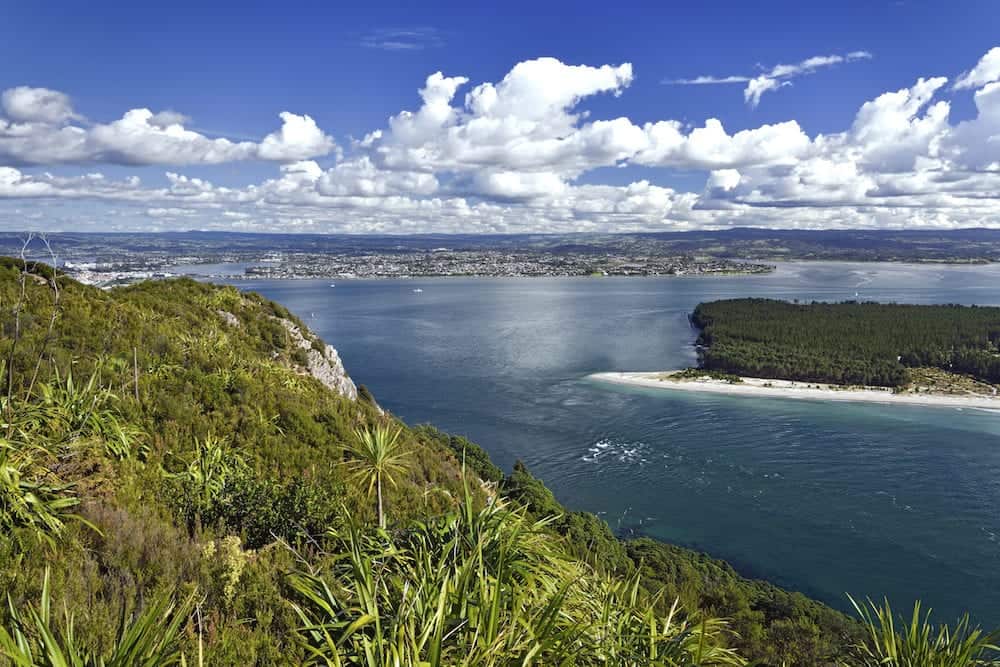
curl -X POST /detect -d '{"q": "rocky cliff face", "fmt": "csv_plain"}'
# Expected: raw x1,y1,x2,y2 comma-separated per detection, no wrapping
217,304,362,403
277,318,358,400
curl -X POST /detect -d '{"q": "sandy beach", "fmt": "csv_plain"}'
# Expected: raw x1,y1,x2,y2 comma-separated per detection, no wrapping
589,371,1000,410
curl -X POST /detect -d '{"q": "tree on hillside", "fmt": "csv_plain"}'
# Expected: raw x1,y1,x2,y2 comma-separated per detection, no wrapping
344,424,409,529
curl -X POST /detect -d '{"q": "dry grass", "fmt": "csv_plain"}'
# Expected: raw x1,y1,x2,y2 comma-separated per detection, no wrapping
904,367,1000,397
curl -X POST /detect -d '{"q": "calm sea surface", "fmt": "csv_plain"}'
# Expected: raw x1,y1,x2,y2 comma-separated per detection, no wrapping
212,262,1000,623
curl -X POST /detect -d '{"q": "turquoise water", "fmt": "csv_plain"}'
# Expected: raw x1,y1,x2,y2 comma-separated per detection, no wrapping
232,262,1000,623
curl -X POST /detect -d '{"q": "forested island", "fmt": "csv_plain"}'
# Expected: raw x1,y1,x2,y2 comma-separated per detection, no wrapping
1,258,997,665
691,298,1000,389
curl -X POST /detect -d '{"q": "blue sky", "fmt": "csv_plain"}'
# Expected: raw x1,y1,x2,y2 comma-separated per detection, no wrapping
1,1,999,233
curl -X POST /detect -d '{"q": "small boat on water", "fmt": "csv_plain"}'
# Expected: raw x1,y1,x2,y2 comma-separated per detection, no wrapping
329,284,336,288
412,288,424,293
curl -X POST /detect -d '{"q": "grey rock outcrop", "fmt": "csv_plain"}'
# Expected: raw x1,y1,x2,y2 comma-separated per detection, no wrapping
216,310,240,327
277,318,358,400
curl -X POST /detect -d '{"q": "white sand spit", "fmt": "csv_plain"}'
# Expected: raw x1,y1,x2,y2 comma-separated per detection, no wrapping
589,371,1000,410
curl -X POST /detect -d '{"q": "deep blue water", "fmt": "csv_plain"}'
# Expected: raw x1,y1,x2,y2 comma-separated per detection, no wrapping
219,262,1000,623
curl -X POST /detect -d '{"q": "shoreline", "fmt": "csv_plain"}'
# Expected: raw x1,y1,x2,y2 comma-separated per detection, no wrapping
589,371,1000,410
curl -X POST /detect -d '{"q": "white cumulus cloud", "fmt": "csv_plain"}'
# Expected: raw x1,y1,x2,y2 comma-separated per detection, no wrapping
1,86,80,124
258,112,337,161
955,47,1000,90
0,89,337,166
3,49,1000,234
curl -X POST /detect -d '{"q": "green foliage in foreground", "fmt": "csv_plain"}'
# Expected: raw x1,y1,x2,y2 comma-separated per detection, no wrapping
0,439,80,551
848,597,1000,667
0,570,194,667
692,298,1000,387
0,256,998,665
290,487,745,666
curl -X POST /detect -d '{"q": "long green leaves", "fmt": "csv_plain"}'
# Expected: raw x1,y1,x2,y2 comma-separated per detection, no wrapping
34,364,146,461
4,362,146,462
168,435,245,534
0,569,195,667
290,489,745,666
581,571,744,666
846,596,1000,667
0,439,81,549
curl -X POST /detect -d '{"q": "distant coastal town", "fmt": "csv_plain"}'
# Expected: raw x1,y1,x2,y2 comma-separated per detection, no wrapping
62,249,773,286
9,227,1000,288
236,250,773,279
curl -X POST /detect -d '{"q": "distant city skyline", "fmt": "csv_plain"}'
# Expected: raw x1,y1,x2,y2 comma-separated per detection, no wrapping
1,1,998,233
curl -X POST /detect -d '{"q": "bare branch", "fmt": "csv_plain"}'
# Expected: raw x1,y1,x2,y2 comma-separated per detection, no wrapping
26,234,61,400
5,232,35,431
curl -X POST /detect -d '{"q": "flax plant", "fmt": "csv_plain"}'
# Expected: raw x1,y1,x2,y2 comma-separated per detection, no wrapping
290,473,745,666
846,595,1000,667
0,569,195,666
0,439,80,549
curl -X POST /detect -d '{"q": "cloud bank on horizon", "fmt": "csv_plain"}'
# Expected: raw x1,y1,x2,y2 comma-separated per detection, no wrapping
1,46,999,234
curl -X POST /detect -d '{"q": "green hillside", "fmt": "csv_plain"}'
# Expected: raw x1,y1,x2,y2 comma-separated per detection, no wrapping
0,258,994,665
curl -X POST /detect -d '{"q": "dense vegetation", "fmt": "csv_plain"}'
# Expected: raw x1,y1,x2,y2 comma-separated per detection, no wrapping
1,255,997,665
692,298,1000,387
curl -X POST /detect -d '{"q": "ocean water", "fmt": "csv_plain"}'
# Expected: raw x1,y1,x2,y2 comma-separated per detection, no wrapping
225,262,1000,623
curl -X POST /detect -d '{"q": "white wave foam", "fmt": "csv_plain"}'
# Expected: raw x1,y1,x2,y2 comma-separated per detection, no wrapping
581,438,650,465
